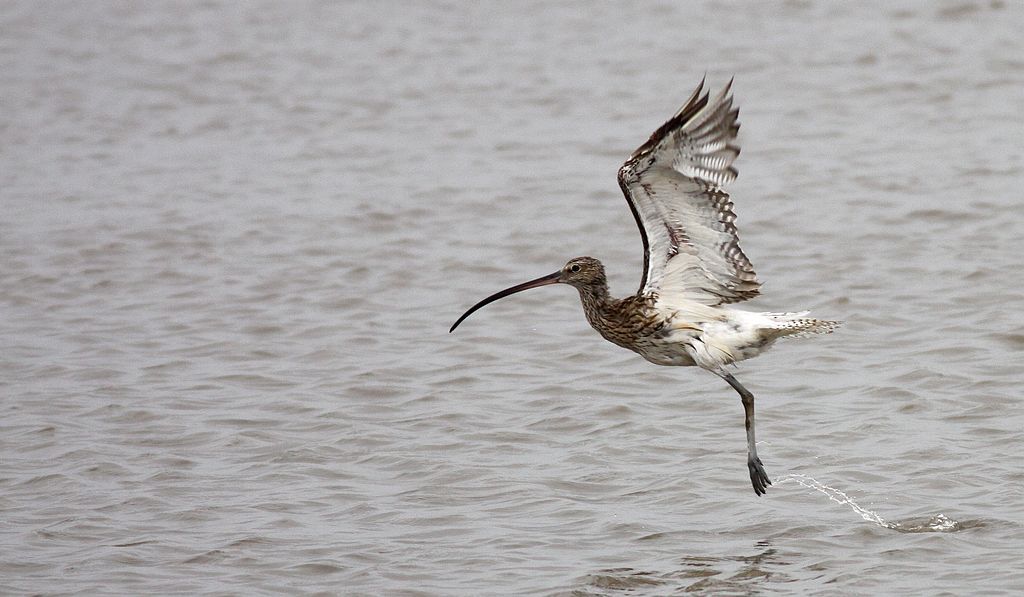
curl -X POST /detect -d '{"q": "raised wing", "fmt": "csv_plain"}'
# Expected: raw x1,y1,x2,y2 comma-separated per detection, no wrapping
617,79,760,305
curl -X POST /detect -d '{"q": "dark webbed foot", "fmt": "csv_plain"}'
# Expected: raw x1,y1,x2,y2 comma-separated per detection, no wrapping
748,456,772,496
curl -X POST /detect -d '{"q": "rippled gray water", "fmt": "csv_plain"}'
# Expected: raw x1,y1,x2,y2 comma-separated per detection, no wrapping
2,1,1023,594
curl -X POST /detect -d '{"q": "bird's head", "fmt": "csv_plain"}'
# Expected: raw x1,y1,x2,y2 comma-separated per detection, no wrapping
557,256,606,290
449,256,607,333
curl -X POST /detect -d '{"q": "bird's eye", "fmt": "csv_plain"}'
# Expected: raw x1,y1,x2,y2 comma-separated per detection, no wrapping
570,264,581,273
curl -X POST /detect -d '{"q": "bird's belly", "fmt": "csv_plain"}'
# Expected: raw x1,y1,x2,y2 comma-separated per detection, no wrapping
630,322,775,370
632,336,698,367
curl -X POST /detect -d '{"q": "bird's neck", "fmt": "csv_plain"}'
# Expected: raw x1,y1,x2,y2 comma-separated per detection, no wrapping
577,280,612,322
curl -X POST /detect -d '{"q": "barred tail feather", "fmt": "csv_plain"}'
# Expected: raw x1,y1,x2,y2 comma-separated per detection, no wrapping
763,311,842,339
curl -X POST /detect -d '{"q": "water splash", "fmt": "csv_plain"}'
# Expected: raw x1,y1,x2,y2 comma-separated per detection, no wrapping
777,473,891,527
776,474,968,533
890,512,981,533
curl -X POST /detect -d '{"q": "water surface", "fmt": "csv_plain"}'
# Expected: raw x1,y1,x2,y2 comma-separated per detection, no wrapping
2,1,1023,594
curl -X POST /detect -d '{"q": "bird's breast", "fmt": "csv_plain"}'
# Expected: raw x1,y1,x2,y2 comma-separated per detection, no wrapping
585,301,699,366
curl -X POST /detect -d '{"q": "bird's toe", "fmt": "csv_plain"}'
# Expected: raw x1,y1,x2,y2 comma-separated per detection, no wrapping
748,456,772,496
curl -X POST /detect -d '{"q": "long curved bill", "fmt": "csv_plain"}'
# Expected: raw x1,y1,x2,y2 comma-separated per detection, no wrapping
449,271,561,333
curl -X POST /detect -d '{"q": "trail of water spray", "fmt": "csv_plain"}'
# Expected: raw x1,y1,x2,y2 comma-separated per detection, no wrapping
776,473,893,528
777,474,966,533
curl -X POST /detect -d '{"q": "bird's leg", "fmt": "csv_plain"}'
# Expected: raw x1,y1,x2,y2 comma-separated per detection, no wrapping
717,371,772,496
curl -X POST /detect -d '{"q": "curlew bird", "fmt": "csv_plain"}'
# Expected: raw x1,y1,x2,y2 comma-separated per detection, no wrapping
449,79,839,495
